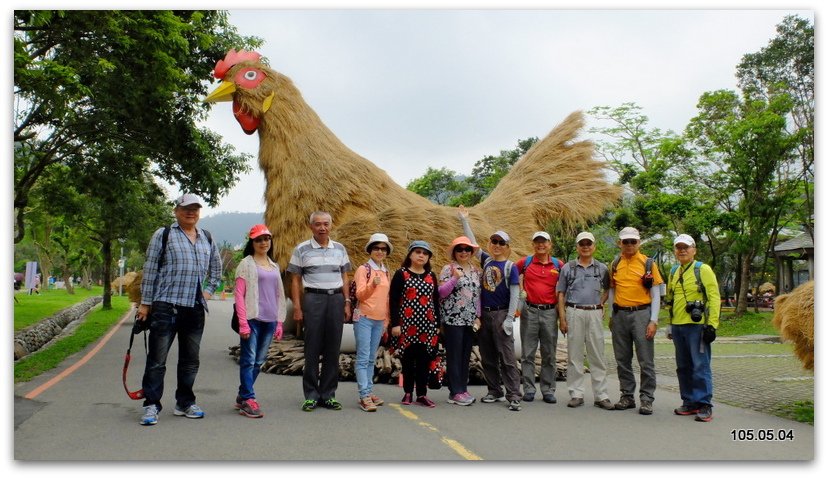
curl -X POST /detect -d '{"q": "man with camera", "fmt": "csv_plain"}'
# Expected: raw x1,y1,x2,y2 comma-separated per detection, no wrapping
665,234,720,422
608,227,663,415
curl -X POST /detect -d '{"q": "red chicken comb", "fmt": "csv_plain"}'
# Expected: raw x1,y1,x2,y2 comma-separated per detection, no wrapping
214,49,262,79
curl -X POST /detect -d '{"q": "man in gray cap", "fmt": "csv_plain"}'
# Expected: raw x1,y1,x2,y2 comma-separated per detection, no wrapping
136,193,222,426
556,232,613,410
458,206,522,411
608,226,663,415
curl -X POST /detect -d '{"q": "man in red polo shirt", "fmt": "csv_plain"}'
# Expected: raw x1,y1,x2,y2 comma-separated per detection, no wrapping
516,231,564,404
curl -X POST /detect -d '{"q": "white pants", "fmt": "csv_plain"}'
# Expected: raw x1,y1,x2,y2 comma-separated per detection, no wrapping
565,307,610,401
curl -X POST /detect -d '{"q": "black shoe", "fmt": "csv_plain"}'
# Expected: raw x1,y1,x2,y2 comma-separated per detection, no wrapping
543,394,557,404
522,393,535,402
321,398,342,410
695,405,713,422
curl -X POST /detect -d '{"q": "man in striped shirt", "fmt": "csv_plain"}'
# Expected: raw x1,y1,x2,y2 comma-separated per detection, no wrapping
136,194,222,426
287,211,352,412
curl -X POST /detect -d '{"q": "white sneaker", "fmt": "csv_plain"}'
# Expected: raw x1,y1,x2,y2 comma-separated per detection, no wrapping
140,405,159,426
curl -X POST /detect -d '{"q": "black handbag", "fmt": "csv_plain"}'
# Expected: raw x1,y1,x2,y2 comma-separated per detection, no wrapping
231,304,240,333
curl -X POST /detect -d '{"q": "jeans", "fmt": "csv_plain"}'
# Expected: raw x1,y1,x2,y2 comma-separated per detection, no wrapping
671,323,713,407
353,316,384,398
238,319,277,400
519,305,559,396
142,301,205,411
443,324,474,396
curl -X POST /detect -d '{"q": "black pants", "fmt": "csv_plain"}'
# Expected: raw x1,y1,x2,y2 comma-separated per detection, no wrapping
402,344,431,397
443,324,474,396
302,292,345,401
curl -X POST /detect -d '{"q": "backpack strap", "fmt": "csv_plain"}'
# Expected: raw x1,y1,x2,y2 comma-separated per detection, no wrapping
522,255,534,273
157,226,172,272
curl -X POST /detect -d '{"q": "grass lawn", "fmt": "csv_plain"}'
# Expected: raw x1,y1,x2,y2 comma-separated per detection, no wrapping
13,286,120,331
602,307,778,337
14,291,131,383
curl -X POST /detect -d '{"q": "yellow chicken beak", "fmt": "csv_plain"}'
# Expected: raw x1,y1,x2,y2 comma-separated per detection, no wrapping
203,81,236,103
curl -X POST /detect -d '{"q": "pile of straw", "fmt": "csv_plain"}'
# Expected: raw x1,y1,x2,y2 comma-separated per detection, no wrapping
772,280,814,370
208,53,620,271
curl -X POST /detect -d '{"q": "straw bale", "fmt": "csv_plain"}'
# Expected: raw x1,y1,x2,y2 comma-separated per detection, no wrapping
772,280,814,370
758,282,776,294
209,56,620,271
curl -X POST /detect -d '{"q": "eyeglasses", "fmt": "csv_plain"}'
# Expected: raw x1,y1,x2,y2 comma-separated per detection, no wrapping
490,239,507,246
253,236,271,243
455,246,474,253
674,245,692,251
621,239,638,245
371,246,389,252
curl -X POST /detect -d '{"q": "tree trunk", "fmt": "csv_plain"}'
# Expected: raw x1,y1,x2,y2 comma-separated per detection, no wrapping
101,240,113,310
734,255,753,317
62,272,75,295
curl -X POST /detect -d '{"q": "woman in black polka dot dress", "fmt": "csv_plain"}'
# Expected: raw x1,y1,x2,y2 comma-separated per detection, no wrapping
390,240,442,407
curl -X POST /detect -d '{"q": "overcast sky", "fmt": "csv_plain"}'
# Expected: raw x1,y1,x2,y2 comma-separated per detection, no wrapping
195,7,813,216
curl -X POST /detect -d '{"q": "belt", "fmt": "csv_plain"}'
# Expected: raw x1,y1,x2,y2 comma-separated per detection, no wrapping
566,302,603,310
614,303,651,312
483,305,508,311
304,287,343,295
526,302,556,310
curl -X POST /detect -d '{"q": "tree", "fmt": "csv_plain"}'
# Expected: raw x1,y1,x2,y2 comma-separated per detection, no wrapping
737,15,814,240
13,10,259,243
683,90,797,315
406,167,465,205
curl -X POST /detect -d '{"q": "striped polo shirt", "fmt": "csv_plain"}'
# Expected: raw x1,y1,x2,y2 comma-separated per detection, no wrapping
286,237,352,289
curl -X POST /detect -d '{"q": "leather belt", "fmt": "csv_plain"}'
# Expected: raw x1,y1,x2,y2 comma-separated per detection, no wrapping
614,303,651,312
526,302,556,310
566,302,603,310
304,287,343,295
483,305,508,311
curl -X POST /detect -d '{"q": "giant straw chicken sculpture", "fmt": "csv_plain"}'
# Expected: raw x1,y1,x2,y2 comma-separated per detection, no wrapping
204,50,620,269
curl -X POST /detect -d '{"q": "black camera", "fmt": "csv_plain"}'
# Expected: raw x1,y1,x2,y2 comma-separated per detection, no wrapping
685,301,705,322
132,317,149,334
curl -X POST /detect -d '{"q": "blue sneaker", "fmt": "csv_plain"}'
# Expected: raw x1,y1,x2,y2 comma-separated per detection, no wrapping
173,403,205,419
140,405,159,426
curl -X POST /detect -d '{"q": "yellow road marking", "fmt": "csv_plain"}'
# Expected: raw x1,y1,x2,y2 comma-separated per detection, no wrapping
389,403,483,460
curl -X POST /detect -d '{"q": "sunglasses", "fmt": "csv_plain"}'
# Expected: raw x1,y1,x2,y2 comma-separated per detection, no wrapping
455,246,474,253
490,239,508,246
253,236,272,243
621,239,638,245
371,246,389,252
577,241,594,247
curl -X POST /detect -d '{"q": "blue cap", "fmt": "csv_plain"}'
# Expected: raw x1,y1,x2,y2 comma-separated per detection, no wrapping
407,240,433,255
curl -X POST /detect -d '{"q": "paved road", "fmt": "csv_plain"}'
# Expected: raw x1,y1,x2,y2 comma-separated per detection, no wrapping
13,298,814,461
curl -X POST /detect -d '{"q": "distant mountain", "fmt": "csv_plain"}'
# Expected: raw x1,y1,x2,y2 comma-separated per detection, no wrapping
199,212,265,248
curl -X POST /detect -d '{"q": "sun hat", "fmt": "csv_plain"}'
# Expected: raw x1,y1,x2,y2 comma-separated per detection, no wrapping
575,231,595,244
532,231,551,241
175,193,203,208
248,224,272,239
618,227,640,241
447,236,479,258
407,240,433,255
365,232,393,254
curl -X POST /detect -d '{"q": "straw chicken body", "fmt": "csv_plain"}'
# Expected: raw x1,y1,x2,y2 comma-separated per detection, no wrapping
205,50,620,269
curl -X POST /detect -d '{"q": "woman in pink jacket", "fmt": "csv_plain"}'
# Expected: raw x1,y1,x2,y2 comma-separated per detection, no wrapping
233,224,286,418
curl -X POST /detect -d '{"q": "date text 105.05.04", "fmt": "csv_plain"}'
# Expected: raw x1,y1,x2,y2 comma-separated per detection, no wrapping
731,429,795,441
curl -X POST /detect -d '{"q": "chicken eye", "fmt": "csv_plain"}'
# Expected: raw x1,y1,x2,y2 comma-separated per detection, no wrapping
243,70,258,81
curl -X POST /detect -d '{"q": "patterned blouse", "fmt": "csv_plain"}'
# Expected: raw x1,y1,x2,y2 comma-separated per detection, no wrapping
390,267,442,356
438,263,481,327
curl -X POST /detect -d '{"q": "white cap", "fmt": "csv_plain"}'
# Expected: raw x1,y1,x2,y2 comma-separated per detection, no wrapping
365,233,393,254
491,231,511,243
575,231,595,244
532,231,551,241
618,227,640,241
175,194,203,208
673,234,696,247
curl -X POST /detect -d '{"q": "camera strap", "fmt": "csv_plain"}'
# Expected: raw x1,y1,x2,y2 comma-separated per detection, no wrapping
123,318,148,400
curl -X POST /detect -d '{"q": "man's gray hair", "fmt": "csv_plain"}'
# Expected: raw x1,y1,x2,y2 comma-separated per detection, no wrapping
309,211,333,224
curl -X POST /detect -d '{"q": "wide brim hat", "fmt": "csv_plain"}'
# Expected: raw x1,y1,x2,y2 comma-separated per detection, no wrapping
365,232,393,254
447,236,479,259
